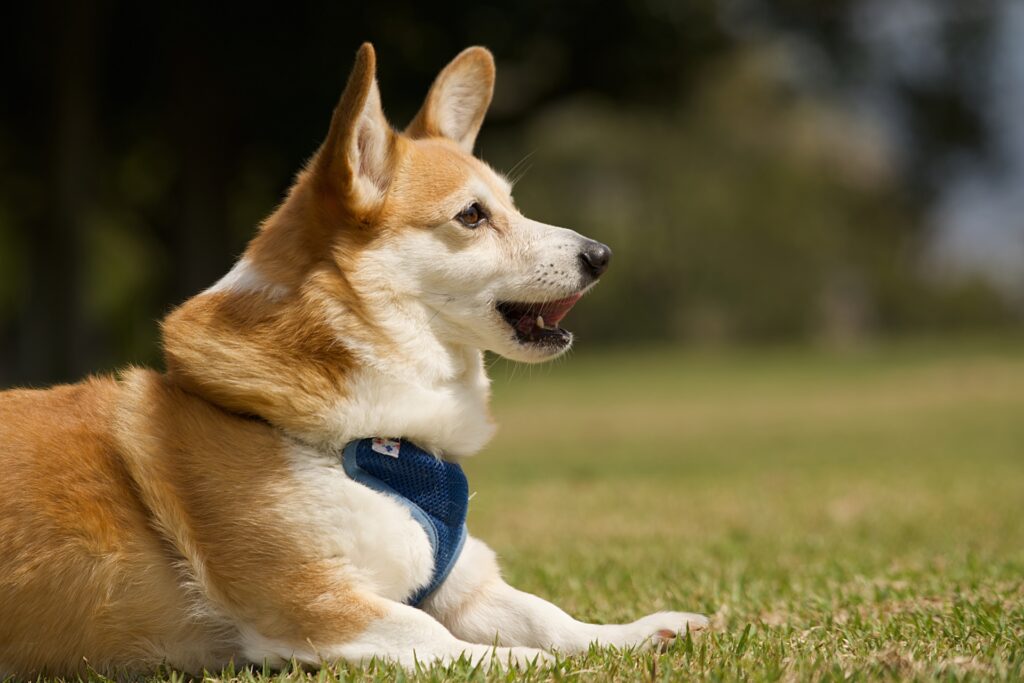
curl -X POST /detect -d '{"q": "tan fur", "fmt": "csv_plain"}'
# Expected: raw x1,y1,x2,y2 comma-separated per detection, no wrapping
163,286,359,442
113,370,382,646
0,378,234,675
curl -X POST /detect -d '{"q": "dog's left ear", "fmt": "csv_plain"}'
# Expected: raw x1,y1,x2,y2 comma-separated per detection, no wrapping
406,47,495,154
315,43,395,207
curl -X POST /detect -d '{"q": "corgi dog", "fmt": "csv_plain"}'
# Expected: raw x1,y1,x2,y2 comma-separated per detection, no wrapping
0,44,707,677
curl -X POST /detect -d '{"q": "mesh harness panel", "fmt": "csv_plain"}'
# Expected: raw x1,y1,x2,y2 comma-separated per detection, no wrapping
341,438,468,606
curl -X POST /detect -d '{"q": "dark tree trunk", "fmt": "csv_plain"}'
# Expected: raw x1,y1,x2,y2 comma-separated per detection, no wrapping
18,2,101,385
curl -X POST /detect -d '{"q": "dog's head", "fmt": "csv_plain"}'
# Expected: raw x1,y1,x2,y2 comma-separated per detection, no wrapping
265,44,610,363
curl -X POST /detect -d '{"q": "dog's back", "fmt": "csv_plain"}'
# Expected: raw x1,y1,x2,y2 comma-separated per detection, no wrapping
0,378,239,675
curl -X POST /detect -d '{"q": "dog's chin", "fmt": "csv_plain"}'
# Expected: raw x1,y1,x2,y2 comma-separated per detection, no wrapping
491,331,574,364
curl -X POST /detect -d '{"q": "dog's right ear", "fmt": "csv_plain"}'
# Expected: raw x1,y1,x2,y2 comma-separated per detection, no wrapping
314,43,395,208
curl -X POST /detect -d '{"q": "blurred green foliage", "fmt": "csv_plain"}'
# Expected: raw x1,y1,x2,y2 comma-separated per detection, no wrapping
497,50,1016,346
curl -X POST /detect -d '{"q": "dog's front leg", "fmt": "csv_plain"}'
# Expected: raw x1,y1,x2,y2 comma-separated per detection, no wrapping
422,537,708,654
244,595,551,669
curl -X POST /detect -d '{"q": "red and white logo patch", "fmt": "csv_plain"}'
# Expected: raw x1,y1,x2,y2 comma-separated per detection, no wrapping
371,437,402,458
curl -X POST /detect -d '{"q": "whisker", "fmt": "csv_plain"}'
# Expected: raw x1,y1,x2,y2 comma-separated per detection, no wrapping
506,149,538,188
509,161,535,188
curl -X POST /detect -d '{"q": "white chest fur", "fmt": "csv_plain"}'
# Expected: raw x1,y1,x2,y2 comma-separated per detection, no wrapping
283,443,435,603
318,366,495,458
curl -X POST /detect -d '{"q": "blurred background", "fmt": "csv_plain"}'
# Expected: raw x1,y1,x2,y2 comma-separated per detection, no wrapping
1,0,1022,385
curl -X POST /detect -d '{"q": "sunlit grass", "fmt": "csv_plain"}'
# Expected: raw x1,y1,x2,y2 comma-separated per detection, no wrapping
466,338,1024,680
47,339,1024,681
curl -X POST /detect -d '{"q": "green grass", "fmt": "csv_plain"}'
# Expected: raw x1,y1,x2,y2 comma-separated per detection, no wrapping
74,339,1024,681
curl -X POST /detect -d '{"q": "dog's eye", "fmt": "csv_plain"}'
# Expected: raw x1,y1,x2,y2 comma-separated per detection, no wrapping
455,203,487,228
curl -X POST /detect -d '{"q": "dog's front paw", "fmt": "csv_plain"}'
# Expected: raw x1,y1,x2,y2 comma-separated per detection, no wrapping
628,611,709,651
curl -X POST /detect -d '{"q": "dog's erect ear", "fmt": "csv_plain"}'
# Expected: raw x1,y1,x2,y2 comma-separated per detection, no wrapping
315,43,395,206
406,47,495,154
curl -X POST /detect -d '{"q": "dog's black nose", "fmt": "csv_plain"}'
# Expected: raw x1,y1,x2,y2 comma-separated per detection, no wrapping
579,240,612,278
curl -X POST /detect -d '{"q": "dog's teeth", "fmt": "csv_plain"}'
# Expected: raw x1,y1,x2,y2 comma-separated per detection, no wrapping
536,315,545,329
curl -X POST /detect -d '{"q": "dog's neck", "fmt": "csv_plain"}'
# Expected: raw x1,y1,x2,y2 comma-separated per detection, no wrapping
161,257,496,460
320,275,497,458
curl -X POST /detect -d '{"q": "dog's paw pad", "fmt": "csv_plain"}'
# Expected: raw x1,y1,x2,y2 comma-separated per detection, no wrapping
648,614,709,649
653,629,677,652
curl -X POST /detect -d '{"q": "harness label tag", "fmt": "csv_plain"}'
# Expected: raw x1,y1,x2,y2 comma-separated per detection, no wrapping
371,437,402,458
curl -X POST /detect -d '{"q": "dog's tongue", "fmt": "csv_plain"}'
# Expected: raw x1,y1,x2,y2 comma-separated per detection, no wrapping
514,294,583,333
537,294,583,326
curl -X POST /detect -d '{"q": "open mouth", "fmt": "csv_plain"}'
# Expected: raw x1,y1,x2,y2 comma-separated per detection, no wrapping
496,294,583,347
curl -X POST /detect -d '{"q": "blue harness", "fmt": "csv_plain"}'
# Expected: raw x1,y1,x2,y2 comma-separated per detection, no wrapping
340,438,468,606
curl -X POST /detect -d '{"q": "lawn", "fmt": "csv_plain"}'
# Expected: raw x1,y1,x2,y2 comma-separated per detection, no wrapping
463,339,1024,680
106,339,1024,681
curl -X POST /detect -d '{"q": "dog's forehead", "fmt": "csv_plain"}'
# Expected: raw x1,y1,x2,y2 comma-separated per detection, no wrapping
392,138,513,214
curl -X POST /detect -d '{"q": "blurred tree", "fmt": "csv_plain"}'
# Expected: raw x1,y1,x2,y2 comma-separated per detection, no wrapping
504,45,1015,345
